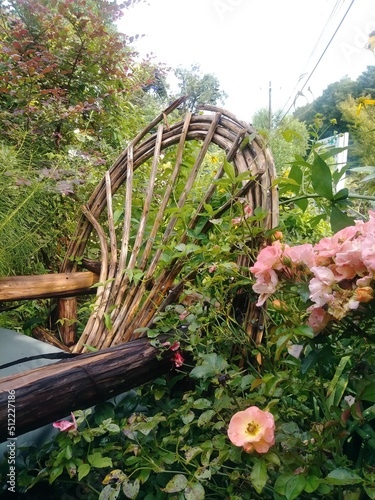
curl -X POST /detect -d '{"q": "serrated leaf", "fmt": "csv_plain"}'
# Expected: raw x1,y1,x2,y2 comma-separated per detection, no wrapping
175,243,187,252
78,463,91,481
184,482,205,500
99,484,121,500
122,478,140,499
197,409,215,427
190,353,228,380
325,468,362,485
304,475,321,493
102,469,127,485
192,398,212,409
49,465,63,484
364,483,375,499
162,474,188,493
285,475,307,500
88,452,113,468
94,402,115,425
250,459,268,494
182,411,195,424
185,446,202,463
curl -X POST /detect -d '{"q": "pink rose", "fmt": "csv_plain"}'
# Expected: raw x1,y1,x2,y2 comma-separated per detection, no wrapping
53,413,77,432
228,406,275,454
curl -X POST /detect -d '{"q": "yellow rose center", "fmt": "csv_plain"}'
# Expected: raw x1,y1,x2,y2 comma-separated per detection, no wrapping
246,421,259,436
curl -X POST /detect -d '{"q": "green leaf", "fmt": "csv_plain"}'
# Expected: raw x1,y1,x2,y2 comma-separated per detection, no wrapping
192,398,212,410
330,205,355,232
162,474,188,493
288,164,303,185
285,475,307,500
175,243,187,252
327,355,351,407
190,353,228,380
99,484,121,500
122,478,140,499
250,459,268,494
274,474,291,496
49,465,64,484
304,475,321,493
294,325,314,339
320,146,348,161
325,468,362,485
197,409,215,427
185,446,202,463
364,483,375,499
184,482,205,500
282,129,303,142
333,188,349,201
102,469,127,485
240,132,256,150
294,198,309,212
311,152,333,200
182,411,195,424
94,402,115,425
223,158,235,181
88,452,113,468
361,381,375,402
78,464,91,481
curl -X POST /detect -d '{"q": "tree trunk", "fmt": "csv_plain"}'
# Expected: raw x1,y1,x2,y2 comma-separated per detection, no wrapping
0,336,173,441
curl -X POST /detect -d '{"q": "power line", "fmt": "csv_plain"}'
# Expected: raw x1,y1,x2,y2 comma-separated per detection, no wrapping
280,0,355,120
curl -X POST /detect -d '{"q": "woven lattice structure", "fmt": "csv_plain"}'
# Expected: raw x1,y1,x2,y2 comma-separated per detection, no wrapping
59,98,278,353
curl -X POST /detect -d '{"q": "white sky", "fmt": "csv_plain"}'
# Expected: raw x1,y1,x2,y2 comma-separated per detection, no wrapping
119,0,375,122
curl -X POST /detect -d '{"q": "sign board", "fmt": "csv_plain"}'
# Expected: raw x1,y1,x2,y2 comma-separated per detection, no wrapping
319,132,349,192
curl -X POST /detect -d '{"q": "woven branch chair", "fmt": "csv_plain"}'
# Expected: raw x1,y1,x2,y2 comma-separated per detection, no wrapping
0,98,279,437
57,97,278,354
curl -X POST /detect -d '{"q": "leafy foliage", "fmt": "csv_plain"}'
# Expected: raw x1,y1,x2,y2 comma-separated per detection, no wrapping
252,108,309,174
173,64,228,112
294,66,375,137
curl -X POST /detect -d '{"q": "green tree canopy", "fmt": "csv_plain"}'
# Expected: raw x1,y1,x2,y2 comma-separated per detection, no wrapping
173,64,228,111
252,108,309,174
293,66,375,137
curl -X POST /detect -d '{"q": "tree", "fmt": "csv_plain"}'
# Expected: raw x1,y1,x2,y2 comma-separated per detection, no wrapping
0,0,160,275
252,108,309,174
0,0,158,156
173,64,228,111
293,66,375,138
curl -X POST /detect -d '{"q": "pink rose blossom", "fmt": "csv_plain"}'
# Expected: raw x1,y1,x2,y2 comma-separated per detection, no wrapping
283,243,316,269
361,236,375,272
253,269,279,306
171,351,184,368
53,413,77,432
228,406,275,454
307,307,331,334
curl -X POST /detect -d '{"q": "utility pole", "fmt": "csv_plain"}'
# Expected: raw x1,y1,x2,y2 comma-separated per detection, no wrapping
268,81,272,130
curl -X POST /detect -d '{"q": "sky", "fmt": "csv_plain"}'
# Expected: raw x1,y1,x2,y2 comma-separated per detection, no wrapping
119,0,375,122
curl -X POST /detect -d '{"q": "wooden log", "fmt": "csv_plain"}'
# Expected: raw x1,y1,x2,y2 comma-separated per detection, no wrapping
57,297,77,346
32,326,71,352
0,336,174,440
0,272,99,302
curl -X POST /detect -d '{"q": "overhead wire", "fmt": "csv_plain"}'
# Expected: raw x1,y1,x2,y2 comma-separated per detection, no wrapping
279,0,356,121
